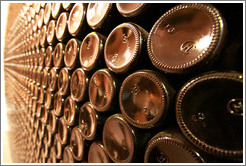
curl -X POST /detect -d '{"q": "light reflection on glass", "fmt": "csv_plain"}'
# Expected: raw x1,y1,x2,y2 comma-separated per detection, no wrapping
195,35,212,51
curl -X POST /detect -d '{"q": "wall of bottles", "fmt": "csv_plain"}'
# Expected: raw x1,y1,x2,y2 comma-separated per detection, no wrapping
4,3,243,163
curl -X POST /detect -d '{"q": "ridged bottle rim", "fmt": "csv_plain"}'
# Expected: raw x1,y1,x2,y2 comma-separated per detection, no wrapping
79,32,103,71
68,3,86,36
119,70,168,129
56,12,69,41
45,46,53,68
88,141,111,163
58,117,69,145
79,102,97,140
89,69,116,112
64,38,80,69
54,91,63,116
47,20,56,45
176,72,243,158
64,95,76,126
104,22,142,73
44,3,51,25
70,127,85,161
144,132,205,163
70,68,88,102
147,3,225,73
86,3,112,29
103,114,136,163
58,67,70,96
63,145,74,163
116,3,147,17
53,43,65,68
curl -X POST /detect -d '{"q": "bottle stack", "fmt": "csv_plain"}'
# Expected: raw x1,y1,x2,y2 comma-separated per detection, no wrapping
4,2,243,163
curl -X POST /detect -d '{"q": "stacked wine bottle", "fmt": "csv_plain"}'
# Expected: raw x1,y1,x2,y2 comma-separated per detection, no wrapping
4,2,243,163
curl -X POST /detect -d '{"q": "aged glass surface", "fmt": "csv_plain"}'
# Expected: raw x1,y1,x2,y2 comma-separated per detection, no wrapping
79,102,97,140
64,39,79,69
148,4,225,73
105,23,140,73
103,114,134,162
68,3,85,36
56,12,69,41
87,3,111,29
70,127,84,160
176,72,243,158
116,3,147,17
89,69,115,111
70,68,88,101
88,142,110,163
80,32,101,71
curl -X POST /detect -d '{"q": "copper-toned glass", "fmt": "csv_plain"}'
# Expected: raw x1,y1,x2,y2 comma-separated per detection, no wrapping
116,3,148,17
53,91,64,117
56,12,69,41
44,88,54,109
104,22,148,73
40,25,48,47
86,3,112,30
70,68,89,102
70,126,86,161
52,43,65,68
52,3,63,19
147,3,226,73
79,102,99,140
57,67,71,96
48,67,59,91
68,3,87,36
45,46,53,68
176,72,243,159
58,117,71,145
47,20,57,45
47,110,58,133
62,3,74,11
119,70,174,129
63,96,79,126
63,145,74,163
79,32,106,71
44,3,52,25
89,69,117,112
88,141,111,163
103,114,136,163
38,8,44,29
144,129,205,163
64,38,81,69
39,47,45,68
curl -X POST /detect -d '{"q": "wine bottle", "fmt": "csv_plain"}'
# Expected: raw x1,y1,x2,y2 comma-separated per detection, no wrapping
88,141,112,163
147,3,227,74
144,128,205,163
119,70,175,129
53,43,65,68
176,72,243,160
55,12,70,42
88,68,119,112
70,68,89,102
104,22,149,74
79,32,106,73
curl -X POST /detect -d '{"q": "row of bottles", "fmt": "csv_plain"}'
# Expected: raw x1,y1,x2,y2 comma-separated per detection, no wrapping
4,2,243,163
